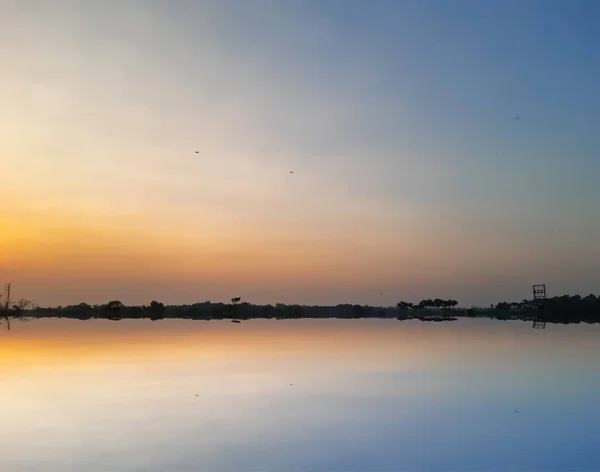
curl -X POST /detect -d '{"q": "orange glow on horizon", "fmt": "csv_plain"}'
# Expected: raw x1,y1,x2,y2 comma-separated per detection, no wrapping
1,199,446,306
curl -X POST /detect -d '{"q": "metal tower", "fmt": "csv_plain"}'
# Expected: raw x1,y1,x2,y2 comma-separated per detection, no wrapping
2,282,11,330
533,284,546,301
532,284,547,329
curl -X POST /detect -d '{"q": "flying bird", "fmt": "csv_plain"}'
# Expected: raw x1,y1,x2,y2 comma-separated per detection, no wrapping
195,150,199,153
513,116,520,121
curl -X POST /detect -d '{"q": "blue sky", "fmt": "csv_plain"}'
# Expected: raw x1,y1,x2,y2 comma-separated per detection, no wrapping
1,0,599,305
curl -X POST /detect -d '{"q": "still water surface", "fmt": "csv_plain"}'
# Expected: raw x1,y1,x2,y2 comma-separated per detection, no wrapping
1,318,599,471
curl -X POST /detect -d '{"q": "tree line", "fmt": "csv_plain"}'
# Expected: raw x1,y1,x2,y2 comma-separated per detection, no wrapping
397,299,459,310
25,296,461,321
3,290,600,324
493,294,600,323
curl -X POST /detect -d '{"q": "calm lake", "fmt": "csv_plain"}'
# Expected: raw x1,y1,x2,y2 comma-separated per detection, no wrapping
1,318,599,471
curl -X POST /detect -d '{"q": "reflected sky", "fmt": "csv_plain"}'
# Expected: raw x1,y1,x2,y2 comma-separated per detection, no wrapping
1,319,599,471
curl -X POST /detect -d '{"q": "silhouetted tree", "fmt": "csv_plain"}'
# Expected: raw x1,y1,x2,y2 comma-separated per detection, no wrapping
149,301,165,312
148,301,165,320
105,301,124,313
128,306,144,318
417,299,431,309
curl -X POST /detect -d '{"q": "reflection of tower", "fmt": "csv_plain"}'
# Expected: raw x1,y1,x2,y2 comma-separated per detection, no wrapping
532,284,547,329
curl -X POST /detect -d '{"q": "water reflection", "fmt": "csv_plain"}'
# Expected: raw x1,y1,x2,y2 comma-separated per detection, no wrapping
1,319,599,471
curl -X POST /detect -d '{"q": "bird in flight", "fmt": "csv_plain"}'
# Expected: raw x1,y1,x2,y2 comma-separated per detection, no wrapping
195,150,199,153
513,116,520,121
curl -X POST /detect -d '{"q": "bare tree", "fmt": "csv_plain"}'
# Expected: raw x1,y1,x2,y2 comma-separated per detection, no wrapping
1,287,10,330
1,285,34,330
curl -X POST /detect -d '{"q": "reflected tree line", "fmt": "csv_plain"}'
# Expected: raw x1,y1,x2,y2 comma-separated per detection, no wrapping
1,293,599,325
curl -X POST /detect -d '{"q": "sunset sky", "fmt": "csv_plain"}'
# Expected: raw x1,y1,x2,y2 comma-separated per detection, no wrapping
1,0,599,307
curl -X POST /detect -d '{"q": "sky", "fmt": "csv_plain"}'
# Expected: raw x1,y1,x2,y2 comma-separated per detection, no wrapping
1,0,599,307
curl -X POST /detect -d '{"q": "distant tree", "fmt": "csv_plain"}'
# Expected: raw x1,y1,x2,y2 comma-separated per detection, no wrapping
440,299,454,309
397,301,414,310
11,299,33,312
148,301,165,319
128,306,144,318
150,300,165,311
0,289,23,309
417,299,435,309
1,298,35,327
0,292,7,329
261,305,276,318
228,297,242,317
105,301,124,313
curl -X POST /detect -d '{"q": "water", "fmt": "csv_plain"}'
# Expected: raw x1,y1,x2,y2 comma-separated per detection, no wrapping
1,318,599,471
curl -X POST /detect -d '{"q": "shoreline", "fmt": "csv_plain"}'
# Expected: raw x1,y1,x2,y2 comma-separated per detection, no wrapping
8,306,599,325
